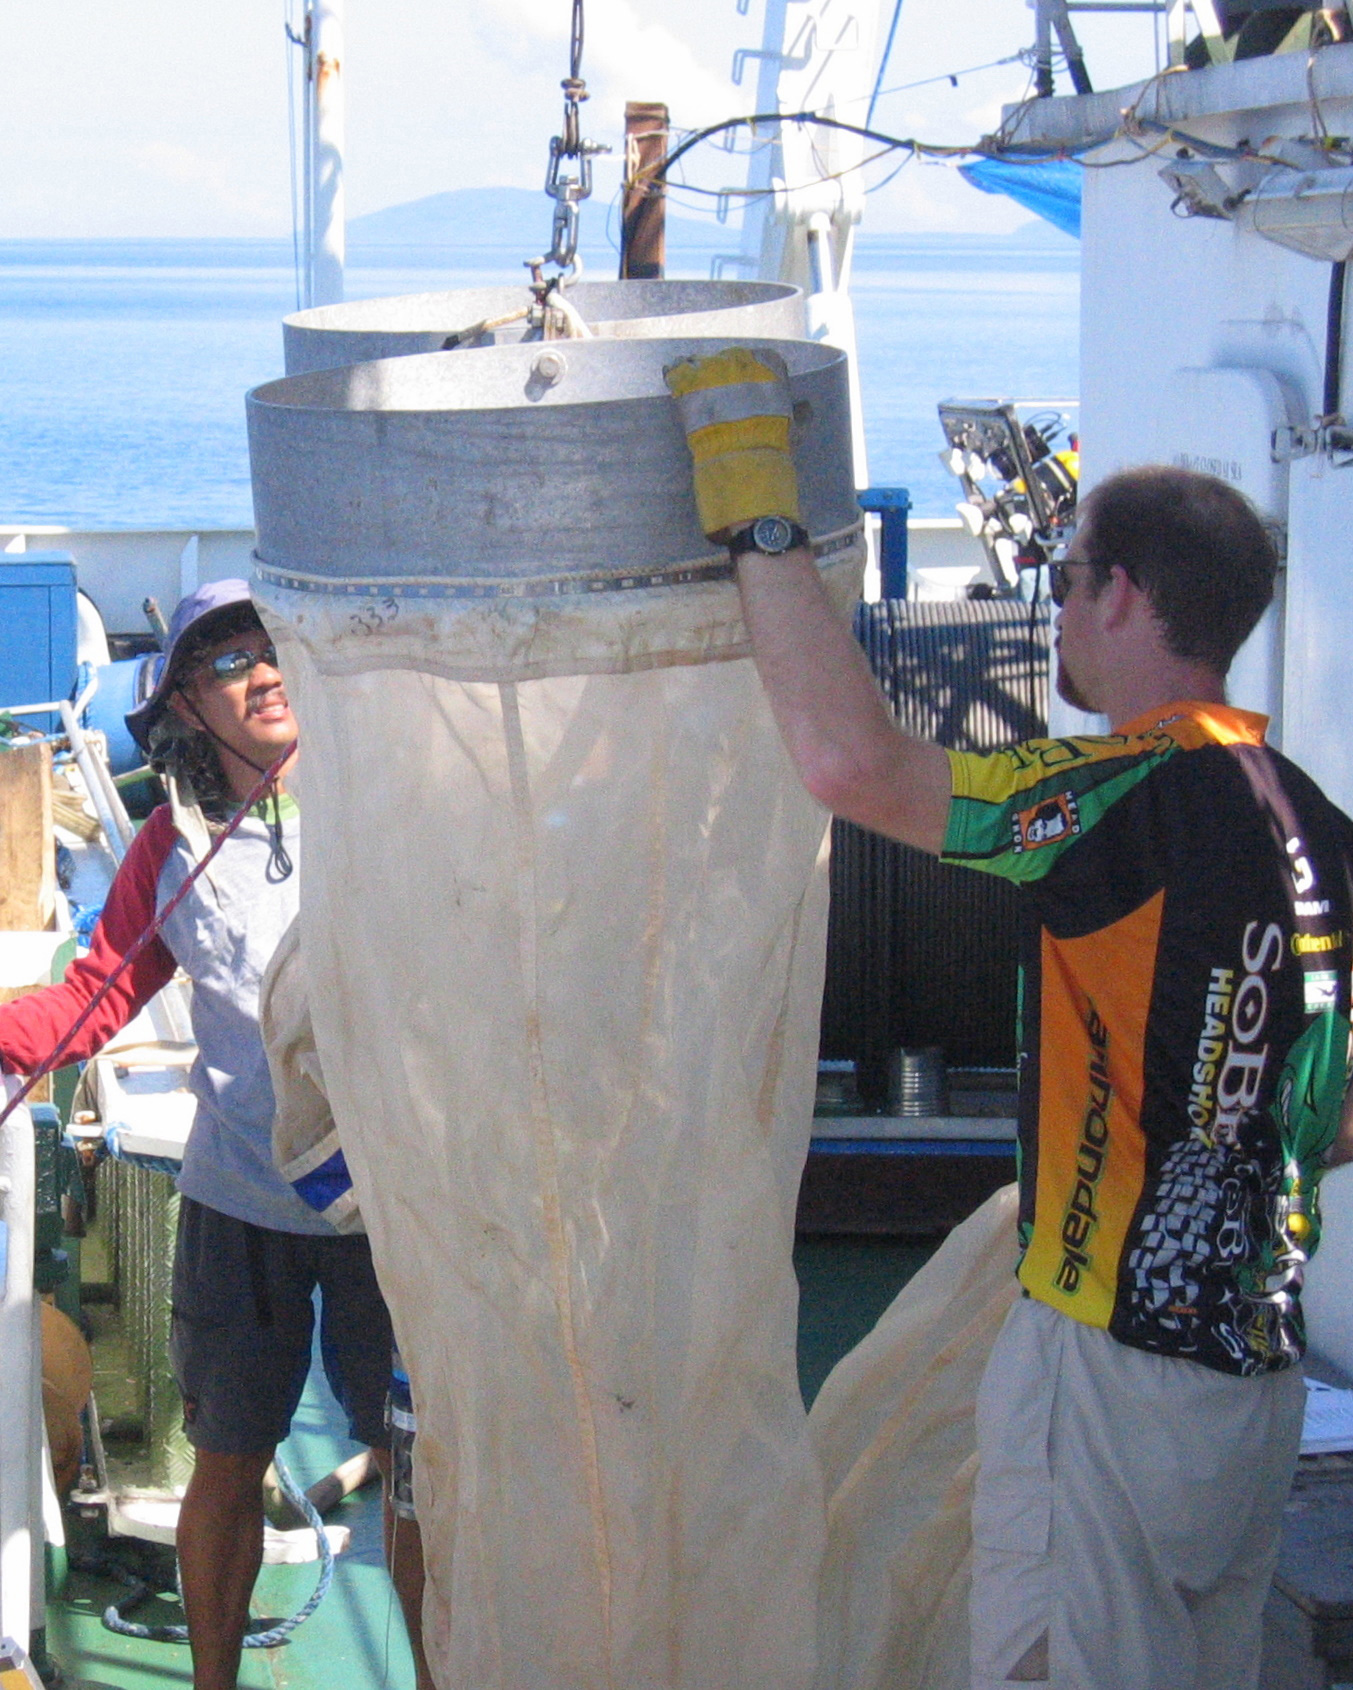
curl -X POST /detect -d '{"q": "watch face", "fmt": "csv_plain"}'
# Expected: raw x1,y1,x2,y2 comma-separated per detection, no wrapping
753,516,794,553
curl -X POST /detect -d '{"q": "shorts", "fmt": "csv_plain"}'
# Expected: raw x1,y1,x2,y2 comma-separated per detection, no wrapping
170,1195,394,1455
386,1346,417,1522
970,1295,1304,1690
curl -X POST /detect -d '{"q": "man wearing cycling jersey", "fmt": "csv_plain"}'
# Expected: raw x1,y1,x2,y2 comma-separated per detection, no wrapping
666,348,1353,1690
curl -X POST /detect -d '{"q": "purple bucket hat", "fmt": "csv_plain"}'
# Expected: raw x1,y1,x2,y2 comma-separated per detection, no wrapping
125,579,260,754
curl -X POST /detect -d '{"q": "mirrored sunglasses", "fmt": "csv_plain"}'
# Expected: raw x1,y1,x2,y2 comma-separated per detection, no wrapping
201,642,279,684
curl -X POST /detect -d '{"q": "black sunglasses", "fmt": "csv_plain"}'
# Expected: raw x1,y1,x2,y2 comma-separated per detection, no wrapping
200,642,279,684
1049,558,1096,608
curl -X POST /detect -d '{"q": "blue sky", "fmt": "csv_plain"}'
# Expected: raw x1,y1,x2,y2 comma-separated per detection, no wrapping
0,0,1159,238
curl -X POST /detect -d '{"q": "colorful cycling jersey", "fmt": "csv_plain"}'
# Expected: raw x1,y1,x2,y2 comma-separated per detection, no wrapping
943,701,1353,1376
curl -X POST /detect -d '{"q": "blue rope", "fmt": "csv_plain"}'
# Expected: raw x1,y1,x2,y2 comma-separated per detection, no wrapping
866,0,905,128
100,1457,335,1647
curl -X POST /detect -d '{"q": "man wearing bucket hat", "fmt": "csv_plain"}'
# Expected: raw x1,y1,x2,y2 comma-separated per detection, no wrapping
0,581,429,1690
667,350,1353,1690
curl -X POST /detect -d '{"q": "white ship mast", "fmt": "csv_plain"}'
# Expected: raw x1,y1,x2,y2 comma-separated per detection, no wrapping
737,0,885,485
291,0,345,308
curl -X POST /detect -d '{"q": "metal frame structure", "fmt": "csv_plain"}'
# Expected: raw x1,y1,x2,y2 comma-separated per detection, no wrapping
1030,0,1339,92
288,0,345,309
0,1080,42,1661
1032,0,1173,95
728,0,884,486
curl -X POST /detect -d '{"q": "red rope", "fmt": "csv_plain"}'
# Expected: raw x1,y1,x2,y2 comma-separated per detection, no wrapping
0,741,297,1132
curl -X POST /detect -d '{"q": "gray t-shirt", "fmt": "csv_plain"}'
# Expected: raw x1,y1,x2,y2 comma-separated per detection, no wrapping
157,798,333,1234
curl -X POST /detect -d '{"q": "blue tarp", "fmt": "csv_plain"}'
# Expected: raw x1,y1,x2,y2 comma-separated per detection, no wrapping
958,157,1082,239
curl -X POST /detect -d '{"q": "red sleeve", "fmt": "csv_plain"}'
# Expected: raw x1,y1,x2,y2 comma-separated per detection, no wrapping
0,806,181,1075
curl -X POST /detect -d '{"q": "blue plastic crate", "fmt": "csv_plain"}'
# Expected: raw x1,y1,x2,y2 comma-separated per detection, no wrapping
0,553,77,734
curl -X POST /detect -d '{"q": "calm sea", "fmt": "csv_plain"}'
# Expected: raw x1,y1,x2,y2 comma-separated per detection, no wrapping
0,233,1078,530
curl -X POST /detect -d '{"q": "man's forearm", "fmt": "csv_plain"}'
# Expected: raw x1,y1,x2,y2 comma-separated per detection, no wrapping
662,347,952,852
734,548,951,854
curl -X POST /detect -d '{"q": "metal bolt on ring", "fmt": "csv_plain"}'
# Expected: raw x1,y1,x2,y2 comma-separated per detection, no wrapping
532,351,568,386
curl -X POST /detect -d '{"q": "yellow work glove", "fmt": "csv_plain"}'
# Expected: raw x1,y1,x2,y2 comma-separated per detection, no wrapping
664,346,802,540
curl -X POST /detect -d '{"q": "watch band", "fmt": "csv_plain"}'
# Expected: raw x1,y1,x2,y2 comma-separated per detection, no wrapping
728,517,812,560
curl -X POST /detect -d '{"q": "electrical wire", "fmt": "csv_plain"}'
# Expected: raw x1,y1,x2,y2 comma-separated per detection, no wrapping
1027,565,1047,735
1324,259,1347,420
1081,127,1179,169
1304,31,1349,145
863,149,918,198
593,2,1353,234
872,51,1032,104
656,110,981,186
650,88,1076,220
1024,409,1069,443
382,1512,399,1690
664,140,911,204
652,94,1349,215
652,107,1124,205
606,34,1352,248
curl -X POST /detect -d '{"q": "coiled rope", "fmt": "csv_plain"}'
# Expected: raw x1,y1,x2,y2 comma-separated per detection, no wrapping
100,1456,334,1647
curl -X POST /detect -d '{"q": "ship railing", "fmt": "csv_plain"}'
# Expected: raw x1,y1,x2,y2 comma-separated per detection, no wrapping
0,1077,44,1661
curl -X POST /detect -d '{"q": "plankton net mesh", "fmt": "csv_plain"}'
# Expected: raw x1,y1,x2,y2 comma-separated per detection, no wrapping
256,550,861,1690
249,310,864,1683
249,329,1009,1690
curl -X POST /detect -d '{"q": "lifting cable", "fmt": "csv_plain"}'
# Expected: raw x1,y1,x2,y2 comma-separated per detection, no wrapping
0,740,298,1136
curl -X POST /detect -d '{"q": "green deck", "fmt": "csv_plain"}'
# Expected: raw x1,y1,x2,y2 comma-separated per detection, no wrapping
49,1353,419,1690
42,1239,930,1690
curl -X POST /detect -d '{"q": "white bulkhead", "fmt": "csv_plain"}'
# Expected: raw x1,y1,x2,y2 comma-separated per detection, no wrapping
1013,49,1353,820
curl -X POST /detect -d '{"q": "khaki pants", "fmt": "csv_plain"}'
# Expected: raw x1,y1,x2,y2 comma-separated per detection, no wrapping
970,1296,1304,1690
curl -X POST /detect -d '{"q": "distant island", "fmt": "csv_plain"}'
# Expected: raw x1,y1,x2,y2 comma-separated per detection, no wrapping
347,185,736,266
0,190,1071,274
346,186,1072,261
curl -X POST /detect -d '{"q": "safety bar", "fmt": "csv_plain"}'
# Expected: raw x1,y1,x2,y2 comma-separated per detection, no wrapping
0,1076,43,1657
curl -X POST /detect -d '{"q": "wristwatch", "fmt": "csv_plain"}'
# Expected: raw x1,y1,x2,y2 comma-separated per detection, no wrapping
727,516,812,560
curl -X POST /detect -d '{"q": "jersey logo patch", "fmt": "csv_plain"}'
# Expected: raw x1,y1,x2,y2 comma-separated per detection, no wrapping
1012,791,1081,854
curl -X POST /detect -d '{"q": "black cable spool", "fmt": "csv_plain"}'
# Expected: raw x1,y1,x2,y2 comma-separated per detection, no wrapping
819,597,1050,1105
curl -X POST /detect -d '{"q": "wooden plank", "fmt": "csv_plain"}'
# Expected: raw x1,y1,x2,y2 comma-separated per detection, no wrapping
0,741,56,931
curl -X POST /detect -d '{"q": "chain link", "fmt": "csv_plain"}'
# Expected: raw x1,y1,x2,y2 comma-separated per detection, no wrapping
529,0,609,276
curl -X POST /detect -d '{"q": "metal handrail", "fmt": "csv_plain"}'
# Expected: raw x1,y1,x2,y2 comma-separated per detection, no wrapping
0,1077,42,1658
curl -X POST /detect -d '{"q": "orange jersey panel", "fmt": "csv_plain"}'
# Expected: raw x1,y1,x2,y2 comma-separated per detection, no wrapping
1021,890,1163,1326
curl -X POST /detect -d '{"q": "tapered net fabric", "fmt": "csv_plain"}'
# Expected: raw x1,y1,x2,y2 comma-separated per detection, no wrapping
249,328,1010,1690
808,1184,1020,1690
258,554,862,1690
